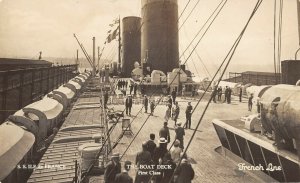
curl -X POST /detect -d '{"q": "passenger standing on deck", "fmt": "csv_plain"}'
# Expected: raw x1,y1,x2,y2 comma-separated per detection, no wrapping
217,86,222,101
122,80,125,89
104,153,121,183
170,140,182,164
227,87,232,104
182,85,186,97
166,86,170,96
212,86,217,103
168,95,173,108
125,95,133,116
172,102,180,126
165,104,172,122
104,90,109,108
185,102,193,129
175,122,185,149
191,87,196,97
145,133,157,160
144,95,148,113
161,152,176,183
248,94,253,111
115,161,133,183
171,89,177,104
129,83,133,95
175,158,195,183
135,142,152,183
117,80,121,90
150,101,155,116
159,122,170,143
125,80,128,89
224,86,228,103
153,138,168,165
239,87,243,102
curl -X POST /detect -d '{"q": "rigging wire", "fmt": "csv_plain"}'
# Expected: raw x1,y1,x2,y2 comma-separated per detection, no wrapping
183,25,212,78
84,0,226,180
178,0,193,21
88,0,227,180
120,0,228,162
168,1,264,182
179,0,202,30
115,0,208,159
277,0,283,76
178,0,227,60
273,0,277,83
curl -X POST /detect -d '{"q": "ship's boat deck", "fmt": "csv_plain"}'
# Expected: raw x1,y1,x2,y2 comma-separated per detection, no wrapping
29,78,272,183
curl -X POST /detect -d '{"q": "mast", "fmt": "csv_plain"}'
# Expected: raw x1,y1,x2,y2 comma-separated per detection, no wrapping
93,37,96,76
118,15,121,75
98,46,100,71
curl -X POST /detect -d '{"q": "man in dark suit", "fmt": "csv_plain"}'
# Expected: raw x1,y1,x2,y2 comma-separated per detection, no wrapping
153,138,168,165
115,161,133,183
145,133,157,160
125,95,133,116
135,142,152,183
104,90,109,108
159,122,170,143
104,153,121,183
175,158,195,183
185,102,193,129
171,89,177,104
130,84,133,95
168,95,173,108
175,122,185,149
144,95,149,113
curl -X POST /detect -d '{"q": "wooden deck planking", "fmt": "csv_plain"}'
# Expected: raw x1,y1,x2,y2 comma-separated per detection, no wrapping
30,78,271,183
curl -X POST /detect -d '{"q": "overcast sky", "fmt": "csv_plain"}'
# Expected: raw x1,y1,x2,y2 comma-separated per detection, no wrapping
0,0,298,75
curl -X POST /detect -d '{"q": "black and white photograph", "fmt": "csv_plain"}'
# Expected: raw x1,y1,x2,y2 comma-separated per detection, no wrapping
0,0,300,182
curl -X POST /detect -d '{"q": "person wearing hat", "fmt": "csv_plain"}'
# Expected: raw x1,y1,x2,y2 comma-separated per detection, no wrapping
171,88,177,105
135,141,152,183
175,157,195,183
185,102,193,129
104,153,121,183
144,95,149,113
150,100,155,116
159,122,170,143
153,137,168,165
175,122,185,149
172,102,180,126
164,104,172,122
248,93,253,111
170,139,182,164
125,95,133,116
115,161,133,183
